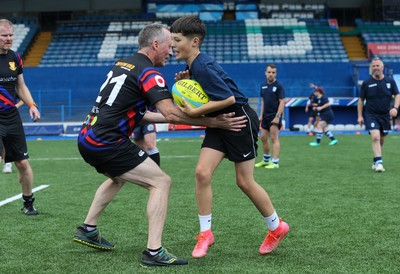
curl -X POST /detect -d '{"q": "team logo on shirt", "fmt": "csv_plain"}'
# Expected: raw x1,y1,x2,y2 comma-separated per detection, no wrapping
272,87,277,92
155,75,165,87
9,62,16,71
386,83,391,89
147,124,155,131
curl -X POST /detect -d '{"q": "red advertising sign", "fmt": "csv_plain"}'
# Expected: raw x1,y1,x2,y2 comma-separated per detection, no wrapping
328,19,338,29
368,43,400,57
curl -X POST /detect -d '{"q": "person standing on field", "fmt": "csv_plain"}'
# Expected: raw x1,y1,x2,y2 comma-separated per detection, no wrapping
0,19,41,215
255,64,285,169
357,57,400,172
170,16,289,259
308,87,338,147
305,83,320,135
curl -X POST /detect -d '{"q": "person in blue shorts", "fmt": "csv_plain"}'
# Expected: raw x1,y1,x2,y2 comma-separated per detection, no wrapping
254,64,285,169
170,15,289,258
357,57,400,172
309,86,338,146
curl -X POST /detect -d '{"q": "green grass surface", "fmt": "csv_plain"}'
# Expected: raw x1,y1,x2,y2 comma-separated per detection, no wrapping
1,133,400,273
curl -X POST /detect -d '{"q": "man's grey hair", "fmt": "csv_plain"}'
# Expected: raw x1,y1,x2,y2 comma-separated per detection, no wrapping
0,19,13,27
372,56,384,65
138,23,169,49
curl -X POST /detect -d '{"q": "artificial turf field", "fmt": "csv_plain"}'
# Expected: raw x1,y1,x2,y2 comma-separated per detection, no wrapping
1,133,399,274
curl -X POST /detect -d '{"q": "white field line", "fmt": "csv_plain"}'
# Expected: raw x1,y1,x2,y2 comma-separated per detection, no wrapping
0,184,50,207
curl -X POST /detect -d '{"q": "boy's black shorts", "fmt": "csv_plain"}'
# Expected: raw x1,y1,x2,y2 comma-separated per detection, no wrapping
202,104,259,163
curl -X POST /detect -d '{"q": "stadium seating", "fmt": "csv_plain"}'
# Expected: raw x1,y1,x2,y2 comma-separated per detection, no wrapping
10,18,38,56
40,20,156,67
357,20,400,62
209,18,348,64
40,16,349,67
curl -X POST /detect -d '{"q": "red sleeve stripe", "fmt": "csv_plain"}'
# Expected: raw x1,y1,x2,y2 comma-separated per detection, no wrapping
140,69,165,93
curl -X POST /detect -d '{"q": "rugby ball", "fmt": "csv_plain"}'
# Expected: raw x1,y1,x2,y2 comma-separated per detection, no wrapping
171,79,209,108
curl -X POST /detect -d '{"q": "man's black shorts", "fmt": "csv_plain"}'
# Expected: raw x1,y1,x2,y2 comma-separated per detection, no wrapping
364,112,391,135
78,138,149,177
261,114,282,131
0,111,29,162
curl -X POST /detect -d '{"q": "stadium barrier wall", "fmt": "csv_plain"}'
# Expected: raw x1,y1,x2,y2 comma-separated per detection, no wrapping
20,62,400,135
24,62,356,103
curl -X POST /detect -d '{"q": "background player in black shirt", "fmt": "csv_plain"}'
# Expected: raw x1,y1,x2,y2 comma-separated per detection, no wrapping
305,83,320,135
358,57,400,172
0,19,41,215
255,64,285,169
308,87,338,146
73,23,247,267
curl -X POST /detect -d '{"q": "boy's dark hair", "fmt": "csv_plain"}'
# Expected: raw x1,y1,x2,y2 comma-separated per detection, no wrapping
266,64,277,70
170,15,206,44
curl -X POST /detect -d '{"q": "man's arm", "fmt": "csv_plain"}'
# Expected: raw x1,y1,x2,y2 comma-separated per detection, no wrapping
357,98,364,125
271,98,285,124
389,93,400,117
15,74,40,122
15,101,24,108
276,98,285,116
152,98,246,131
258,99,264,121
142,111,167,123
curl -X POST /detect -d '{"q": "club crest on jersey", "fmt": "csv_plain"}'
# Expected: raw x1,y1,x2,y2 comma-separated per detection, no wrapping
273,87,277,92
147,124,154,131
155,75,165,87
386,83,391,89
9,62,16,71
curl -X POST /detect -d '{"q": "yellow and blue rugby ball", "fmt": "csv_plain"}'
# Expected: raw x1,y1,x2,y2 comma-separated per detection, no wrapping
171,79,209,108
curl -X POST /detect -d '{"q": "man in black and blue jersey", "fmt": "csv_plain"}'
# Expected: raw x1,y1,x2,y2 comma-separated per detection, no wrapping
73,23,247,267
0,19,41,215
